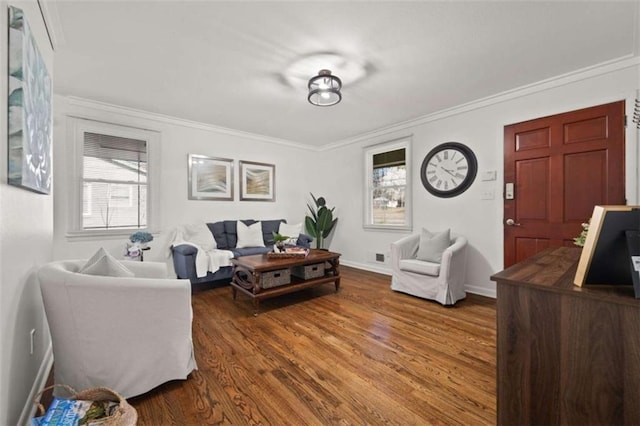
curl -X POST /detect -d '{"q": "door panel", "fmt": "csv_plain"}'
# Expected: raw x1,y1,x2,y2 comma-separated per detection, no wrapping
515,238,550,261
564,151,607,221
504,101,625,267
516,158,549,220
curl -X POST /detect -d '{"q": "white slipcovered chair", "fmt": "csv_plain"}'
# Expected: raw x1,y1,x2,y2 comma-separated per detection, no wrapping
38,259,197,398
391,231,468,305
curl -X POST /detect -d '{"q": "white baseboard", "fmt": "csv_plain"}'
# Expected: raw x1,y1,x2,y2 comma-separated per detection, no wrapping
340,260,497,299
18,343,53,426
341,259,392,276
465,284,496,299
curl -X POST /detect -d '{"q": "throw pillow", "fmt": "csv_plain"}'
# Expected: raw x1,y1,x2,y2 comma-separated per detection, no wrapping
416,228,451,263
278,222,302,242
183,222,216,250
236,221,265,248
79,247,135,277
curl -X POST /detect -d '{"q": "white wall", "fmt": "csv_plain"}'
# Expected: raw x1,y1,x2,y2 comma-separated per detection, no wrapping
317,62,639,297
53,97,315,264
0,1,54,424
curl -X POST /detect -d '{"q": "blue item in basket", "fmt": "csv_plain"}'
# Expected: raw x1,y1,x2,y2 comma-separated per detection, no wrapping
32,397,118,426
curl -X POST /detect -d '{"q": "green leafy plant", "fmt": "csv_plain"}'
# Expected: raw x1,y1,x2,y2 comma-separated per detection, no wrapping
573,221,589,247
305,193,338,249
272,232,290,244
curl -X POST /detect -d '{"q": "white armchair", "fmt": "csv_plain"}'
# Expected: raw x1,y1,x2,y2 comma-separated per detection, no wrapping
391,233,468,305
39,259,197,398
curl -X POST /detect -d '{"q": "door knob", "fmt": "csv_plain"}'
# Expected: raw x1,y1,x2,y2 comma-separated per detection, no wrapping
505,218,521,226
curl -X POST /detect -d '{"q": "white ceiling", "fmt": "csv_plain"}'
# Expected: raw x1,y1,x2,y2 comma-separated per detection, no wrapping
51,1,638,147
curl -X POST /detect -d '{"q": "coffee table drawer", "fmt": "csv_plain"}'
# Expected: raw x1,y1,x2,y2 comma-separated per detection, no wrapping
291,263,325,280
261,268,291,289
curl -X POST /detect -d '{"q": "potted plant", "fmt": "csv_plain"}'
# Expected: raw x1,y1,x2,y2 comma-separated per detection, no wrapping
272,232,290,252
305,193,338,249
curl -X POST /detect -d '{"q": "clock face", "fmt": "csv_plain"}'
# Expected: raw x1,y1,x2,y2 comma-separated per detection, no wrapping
420,142,477,198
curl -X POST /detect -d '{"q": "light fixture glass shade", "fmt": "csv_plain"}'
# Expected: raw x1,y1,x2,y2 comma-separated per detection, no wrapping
308,69,342,106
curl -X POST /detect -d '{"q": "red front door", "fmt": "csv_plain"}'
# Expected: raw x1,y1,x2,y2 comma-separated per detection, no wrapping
503,101,626,267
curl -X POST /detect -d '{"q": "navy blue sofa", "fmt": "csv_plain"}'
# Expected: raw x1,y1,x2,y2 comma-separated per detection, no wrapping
172,219,312,286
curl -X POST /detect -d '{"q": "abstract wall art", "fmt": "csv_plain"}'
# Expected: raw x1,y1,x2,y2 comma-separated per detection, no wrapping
239,160,275,202
188,154,234,200
8,6,52,194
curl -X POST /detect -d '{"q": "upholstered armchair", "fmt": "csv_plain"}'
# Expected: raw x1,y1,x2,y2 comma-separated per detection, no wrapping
39,259,197,398
391,230,468,305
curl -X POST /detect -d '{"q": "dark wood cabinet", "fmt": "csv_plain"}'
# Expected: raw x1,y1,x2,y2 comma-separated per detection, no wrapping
491,247,640,425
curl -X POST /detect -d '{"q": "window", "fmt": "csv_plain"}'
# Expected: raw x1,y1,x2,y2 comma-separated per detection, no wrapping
82,132,146,229
364,138,412,230
68,118,160,238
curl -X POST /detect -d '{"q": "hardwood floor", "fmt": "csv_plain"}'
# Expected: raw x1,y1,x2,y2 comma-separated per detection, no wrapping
129,266,497,425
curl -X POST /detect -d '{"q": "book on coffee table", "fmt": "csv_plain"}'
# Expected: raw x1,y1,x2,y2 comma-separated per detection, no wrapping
267,247,309,258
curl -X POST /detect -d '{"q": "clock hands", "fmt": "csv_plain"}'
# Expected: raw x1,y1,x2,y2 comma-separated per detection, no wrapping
440,166,457,178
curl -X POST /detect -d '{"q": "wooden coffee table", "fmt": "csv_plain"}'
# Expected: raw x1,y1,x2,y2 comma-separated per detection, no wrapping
230,249,341,315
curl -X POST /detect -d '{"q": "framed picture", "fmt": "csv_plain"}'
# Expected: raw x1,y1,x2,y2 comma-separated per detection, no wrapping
8,6,52,194
239,161,275,201
188,154,234,200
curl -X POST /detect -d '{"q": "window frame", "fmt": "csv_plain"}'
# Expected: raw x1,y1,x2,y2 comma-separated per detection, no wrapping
363,137,412,231
66,118,161,240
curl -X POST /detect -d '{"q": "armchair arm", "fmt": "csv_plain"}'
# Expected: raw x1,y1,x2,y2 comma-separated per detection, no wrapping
391,234,420,270
172,244,198,256
171,244,198,279
297,233,313,248
439,235,468,281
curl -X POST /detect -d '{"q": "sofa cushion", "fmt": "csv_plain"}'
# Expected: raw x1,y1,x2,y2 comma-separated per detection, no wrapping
79,247,135,277
261,219,284,245
223,220,257,248
278,222,302,243
233,246,273,257
209,222,228,249
236,221,265,248
416,228,450,263
399,259,441,276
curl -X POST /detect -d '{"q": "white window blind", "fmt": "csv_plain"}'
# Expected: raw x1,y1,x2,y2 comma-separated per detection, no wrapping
82,132,147,230
364,138,412,231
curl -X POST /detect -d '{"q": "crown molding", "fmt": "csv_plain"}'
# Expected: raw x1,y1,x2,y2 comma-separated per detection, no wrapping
64,96,314,151
321,54,640,152
64,54,639,153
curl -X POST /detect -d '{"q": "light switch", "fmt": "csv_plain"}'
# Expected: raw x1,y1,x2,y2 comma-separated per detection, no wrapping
481,170,497,181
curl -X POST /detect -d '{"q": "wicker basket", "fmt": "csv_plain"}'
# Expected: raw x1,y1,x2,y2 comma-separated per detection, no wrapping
261,268,291,289
291,263,325,280
34,384,137,425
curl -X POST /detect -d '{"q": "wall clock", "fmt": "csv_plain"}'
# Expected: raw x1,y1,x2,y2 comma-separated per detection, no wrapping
420,142,478,198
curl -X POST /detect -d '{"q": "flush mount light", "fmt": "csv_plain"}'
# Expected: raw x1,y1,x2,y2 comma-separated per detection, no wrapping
308,69,342,107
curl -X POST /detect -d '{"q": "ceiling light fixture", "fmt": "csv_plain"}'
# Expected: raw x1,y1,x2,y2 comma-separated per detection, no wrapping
308,69,342,107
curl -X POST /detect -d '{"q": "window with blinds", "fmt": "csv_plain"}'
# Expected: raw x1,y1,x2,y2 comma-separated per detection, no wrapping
82,132,147,230
364,138,411,230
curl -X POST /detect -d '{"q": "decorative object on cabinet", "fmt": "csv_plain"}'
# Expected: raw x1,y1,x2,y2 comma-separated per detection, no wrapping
239,160,275,201
7,6,52,194
188,154,233,200
420,142,477,198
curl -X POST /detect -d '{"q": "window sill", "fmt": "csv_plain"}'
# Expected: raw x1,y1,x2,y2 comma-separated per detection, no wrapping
66,229,158,242
363,224,412,232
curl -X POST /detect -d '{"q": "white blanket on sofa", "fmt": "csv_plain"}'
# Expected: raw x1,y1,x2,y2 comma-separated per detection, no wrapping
169,225,234,277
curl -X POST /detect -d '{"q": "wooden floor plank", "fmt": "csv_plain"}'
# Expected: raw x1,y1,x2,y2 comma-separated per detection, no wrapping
129,266,496,425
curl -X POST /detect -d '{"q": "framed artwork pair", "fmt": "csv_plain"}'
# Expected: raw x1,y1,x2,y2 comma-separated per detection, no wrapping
188,154,275,201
